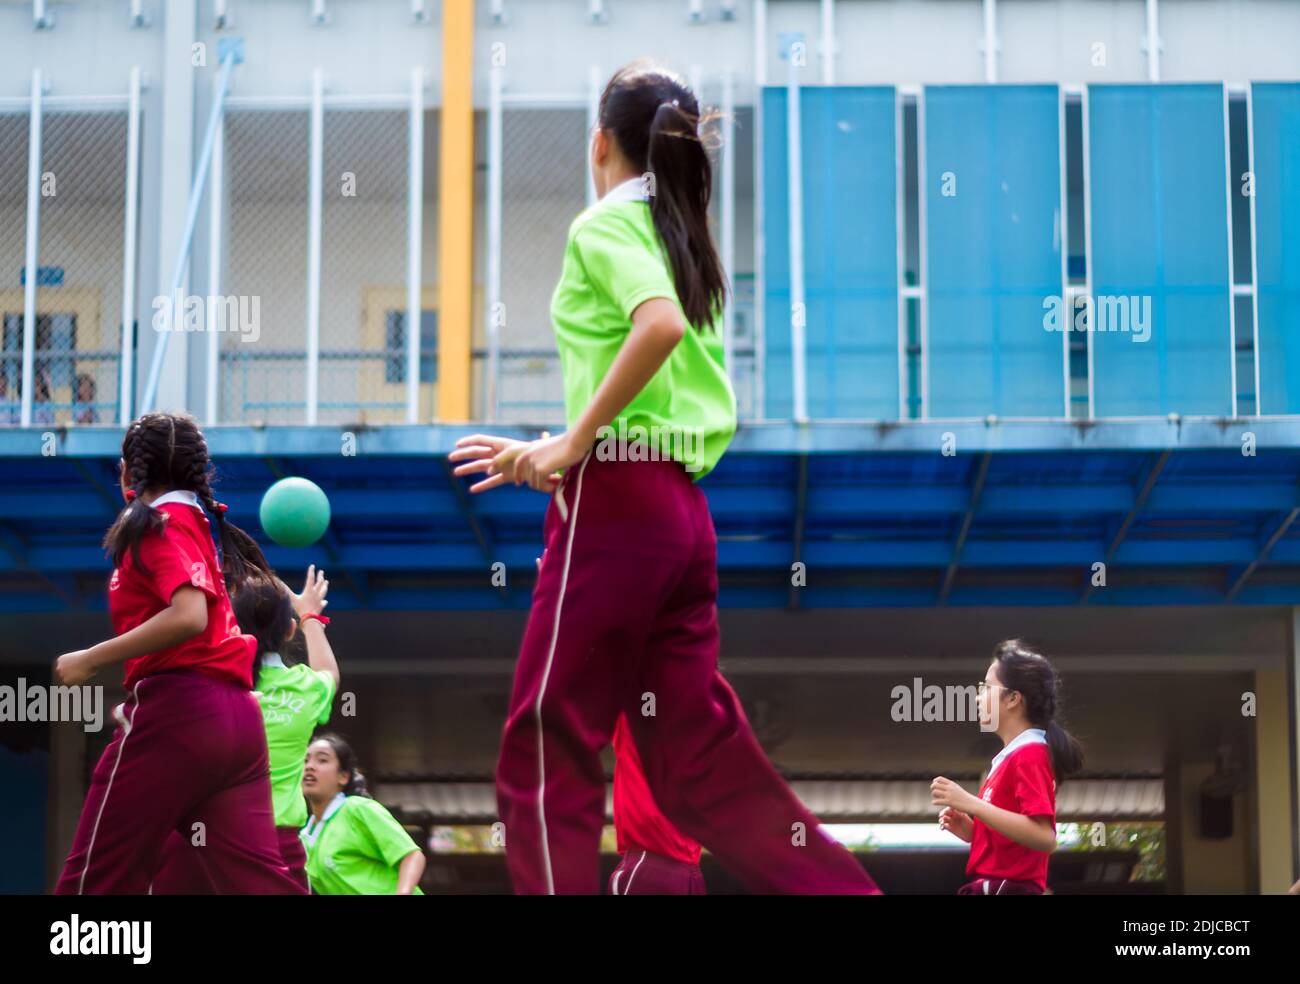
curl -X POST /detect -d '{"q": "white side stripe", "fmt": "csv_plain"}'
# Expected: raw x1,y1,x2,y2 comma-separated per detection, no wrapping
533,452,593,895
611,864,623,896
78,680,143,895
623,850,648,895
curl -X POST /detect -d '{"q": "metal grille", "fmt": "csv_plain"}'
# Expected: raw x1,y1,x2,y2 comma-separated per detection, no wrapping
319,108,414,426
221,109,310,424
492,105,588,424
0,109,126,427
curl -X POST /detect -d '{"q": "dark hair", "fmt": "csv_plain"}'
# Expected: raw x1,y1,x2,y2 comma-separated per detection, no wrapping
312,732,369,798
232,575,297,683
991,639,1084,779
597,61,726,330
103,411,271,586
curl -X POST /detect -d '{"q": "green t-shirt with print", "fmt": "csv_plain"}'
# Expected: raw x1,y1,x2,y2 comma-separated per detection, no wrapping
255,659,335,828
300,795,424,896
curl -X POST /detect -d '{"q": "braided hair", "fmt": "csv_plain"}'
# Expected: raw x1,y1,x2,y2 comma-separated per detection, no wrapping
990,639,1085,779
103,411,271,587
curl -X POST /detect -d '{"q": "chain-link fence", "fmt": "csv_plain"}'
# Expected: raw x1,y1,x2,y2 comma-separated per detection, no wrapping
486,104,588,425
0,108,126,427
219,103,434,425
319,108,416,426
221,109,311,425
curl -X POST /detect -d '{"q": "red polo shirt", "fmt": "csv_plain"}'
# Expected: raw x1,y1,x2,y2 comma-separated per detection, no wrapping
108,494,255,691
966,738,1056,891
613,715,702,865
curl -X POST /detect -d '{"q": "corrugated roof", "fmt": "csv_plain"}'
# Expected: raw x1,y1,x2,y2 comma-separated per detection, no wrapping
374,778,1164,825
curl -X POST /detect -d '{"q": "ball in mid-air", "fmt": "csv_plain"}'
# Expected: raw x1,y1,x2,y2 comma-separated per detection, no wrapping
259,477,331,548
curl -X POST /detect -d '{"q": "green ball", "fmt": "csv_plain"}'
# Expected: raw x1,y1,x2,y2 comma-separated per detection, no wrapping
259,477,331,548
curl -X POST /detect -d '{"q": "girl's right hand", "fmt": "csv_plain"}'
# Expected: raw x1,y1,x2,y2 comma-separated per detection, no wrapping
938,806,974,843
292,564,329,617
449,434,529,494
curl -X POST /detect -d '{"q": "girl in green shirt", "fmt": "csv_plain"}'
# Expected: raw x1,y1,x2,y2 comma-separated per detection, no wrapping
301,733,426,895
449,62,877,895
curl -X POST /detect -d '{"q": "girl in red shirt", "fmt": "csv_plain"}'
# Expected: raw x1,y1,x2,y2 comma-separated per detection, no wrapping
932,640,1084,895
52,411,305,895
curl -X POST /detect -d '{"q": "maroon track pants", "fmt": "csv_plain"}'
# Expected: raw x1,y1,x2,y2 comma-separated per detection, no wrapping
54,671,306,896
609,850,706,895
153,826,309,894
496,453,879,895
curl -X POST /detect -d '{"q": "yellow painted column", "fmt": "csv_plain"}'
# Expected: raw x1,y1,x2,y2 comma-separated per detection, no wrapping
436,0,475,421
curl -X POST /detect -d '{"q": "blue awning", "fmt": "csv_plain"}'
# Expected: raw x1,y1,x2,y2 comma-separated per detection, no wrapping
2,419,1299,611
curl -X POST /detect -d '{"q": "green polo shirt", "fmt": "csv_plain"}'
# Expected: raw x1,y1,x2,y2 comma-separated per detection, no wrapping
255,657,335,829
300,794,425,896
550,186,737,479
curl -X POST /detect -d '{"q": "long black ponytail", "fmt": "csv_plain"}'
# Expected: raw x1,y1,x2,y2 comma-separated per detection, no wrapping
104,411,272,588
991,639,1084,779
597,61,726,331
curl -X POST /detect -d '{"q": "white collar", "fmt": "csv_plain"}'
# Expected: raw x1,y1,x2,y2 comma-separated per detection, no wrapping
602,176,649,204
988,728,1047,779
301,792,347,845
149,489,202,510
262,652,287,669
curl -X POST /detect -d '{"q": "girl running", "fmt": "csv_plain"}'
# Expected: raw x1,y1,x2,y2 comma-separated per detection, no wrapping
932,640,1085,895
300,734,426,895
451,61,878,895
53,411,304,895
153,566,338,892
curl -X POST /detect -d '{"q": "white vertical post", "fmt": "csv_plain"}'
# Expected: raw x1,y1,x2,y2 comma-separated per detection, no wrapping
1247,83,1260,416
486,63,504,420
754,0,766,419
306,67,324,425
894,89,906,420
786,46,807,424
982,0,998,85
820,0,834,86
1145,0,1161,83
917,87,930,419
587,64,600,207
1081,85,1095,419
721,70,736,377
1222,84,1238,417
1058,86,1070,419
205,82,224,426
20,68,42,429
119,66,142,425
405,65,425,424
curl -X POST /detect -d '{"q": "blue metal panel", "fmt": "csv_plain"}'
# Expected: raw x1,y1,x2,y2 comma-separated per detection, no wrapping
2,425,1300,610
1089,85,1233,416
1252,83,1300,414
924,85,1064,418
762,86,899,419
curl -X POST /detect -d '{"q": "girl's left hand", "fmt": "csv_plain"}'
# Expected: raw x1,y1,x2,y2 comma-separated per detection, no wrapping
291,564,329,617
54,649,95,686
504,432,588,493
931,776,979,814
